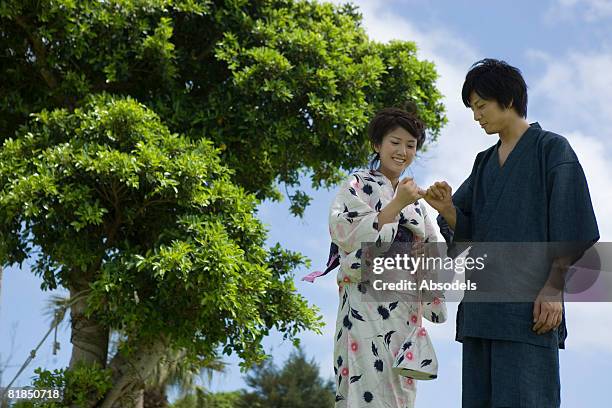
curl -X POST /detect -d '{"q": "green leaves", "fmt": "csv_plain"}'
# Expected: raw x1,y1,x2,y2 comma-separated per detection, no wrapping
19,364,113,407
0,94,321,367
140,17,178,81
1,0,446,216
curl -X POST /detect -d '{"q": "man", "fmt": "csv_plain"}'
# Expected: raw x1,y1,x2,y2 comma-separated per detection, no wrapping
424,59,599,407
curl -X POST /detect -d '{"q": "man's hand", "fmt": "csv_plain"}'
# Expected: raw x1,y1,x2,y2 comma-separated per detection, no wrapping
423,181,453,214
532,284,563,335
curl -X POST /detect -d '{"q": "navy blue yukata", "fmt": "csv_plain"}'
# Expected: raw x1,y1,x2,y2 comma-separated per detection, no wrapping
438,123,599,407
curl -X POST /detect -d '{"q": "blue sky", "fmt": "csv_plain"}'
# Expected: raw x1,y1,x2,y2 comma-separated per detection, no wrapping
2,0,612,406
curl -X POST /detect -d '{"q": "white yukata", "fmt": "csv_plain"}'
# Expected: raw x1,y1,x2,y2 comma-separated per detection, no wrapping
329,169,447,408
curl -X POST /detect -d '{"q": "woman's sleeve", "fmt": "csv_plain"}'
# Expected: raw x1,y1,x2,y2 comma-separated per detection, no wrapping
419,202,448,323
422,295,447,324
421,202,440,243
329,175,399,254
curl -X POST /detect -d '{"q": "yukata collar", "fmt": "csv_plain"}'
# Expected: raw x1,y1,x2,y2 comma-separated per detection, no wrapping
367,168,422,203
368,168,399,190
494,122,541,149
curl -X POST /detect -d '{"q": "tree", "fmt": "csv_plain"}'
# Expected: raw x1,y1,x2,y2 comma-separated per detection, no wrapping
0,95,319,406
142,347,227,407
169,348,334,408
171,390,242,408
237,347,335,408
0,0,446,406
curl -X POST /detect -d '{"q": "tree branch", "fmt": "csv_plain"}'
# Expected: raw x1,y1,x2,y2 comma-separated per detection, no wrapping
13,15,59,90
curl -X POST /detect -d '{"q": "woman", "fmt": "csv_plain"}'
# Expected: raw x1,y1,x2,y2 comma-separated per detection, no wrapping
328,107,447,407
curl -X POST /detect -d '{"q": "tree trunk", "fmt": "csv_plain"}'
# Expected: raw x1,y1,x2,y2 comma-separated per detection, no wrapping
68,285,109,369
143,386,168,408
101,339,167,408
0,267,3,318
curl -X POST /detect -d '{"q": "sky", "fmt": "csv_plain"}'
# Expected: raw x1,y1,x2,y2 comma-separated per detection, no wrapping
2,0,612,406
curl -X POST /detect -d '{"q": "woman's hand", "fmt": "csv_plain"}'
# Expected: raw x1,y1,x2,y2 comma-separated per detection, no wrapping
396,177,426,207
377,178,424,232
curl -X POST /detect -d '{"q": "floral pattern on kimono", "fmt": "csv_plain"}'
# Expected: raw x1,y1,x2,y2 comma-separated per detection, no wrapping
329,169,447,408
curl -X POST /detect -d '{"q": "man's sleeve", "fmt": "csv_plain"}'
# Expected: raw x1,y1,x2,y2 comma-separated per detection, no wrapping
547,161,599,247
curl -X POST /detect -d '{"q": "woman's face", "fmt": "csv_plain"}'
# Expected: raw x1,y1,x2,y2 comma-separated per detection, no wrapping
374,127,418,180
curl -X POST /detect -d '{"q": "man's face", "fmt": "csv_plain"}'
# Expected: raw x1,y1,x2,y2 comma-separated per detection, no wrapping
469,91,512,135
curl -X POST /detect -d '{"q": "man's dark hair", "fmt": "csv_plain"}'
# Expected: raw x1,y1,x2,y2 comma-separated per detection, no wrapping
368,107,426,168
462,58,528,118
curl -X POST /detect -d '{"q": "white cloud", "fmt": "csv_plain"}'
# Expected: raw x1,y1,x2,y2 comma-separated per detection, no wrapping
546,0,612,22
564,302,612,350
527,50,612,141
